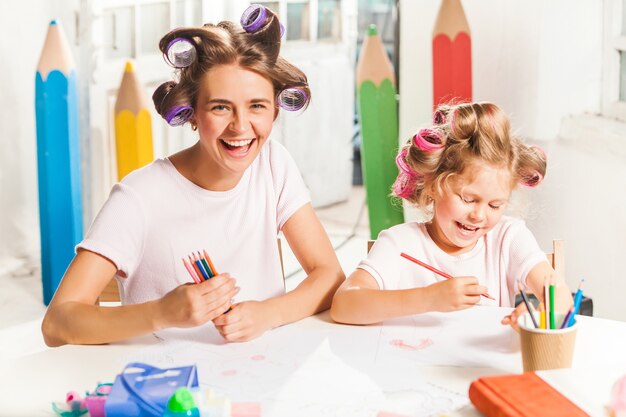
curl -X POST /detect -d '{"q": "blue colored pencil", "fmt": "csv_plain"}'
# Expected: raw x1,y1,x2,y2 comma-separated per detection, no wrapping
198,251,214,278
193,254,210,281
565,279,585,328
35,20,83,304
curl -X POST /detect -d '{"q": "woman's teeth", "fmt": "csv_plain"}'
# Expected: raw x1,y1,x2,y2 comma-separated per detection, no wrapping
222,139,253,147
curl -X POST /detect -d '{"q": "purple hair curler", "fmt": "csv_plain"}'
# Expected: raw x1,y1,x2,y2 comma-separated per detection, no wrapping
165,105,194,127
241,4,267,32
277,87,308,111
164,37,196,68
241,4,285,36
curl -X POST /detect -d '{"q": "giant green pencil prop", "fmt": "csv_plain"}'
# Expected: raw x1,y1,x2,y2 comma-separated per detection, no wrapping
356,25,404,239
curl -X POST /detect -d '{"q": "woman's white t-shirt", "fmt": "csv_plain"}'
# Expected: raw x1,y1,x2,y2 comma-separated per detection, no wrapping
78,140,310,305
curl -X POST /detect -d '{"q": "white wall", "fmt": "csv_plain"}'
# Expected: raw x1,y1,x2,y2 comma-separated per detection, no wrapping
0,0,79,273
0,0,354,276
274,43,355,207
400,1,626,321
399,0,602,140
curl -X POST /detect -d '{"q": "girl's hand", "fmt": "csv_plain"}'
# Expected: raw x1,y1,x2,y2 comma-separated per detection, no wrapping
212,300,277,342
426,276,487,312
155,274,238,329
501,302,528,332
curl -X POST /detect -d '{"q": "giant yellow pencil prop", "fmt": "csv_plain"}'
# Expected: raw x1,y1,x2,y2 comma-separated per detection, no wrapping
114,61,154,180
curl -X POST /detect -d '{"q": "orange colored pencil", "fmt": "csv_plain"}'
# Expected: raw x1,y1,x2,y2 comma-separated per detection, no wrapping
189,255,204,281
400,252,495,300
203,249,218,276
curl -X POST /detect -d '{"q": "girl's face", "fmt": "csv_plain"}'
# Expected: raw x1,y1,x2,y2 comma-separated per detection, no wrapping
428,163,513,255
193,63,275,185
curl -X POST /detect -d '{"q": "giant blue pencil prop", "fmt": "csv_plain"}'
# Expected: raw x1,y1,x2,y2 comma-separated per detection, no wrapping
35,20,83,305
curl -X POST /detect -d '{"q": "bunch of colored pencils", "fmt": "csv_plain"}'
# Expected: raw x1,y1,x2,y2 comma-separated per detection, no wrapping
182,250,218,284
518,278,584,329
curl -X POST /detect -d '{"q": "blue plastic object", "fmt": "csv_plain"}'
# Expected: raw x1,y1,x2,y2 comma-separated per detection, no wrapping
105,362,198,417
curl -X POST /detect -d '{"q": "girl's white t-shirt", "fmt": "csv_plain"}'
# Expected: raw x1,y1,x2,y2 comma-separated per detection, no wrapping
78,140,310,305
358,218,547,307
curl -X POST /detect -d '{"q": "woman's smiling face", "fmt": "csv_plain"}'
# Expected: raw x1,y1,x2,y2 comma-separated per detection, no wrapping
193,63,275,179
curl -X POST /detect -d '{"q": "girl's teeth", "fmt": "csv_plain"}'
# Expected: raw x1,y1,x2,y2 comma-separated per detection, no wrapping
460,223,477,231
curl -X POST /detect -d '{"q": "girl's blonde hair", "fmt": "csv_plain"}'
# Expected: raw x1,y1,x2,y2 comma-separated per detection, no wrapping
393,102,546,211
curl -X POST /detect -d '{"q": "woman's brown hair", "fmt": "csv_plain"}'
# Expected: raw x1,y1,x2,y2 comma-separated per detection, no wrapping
153,8,310,126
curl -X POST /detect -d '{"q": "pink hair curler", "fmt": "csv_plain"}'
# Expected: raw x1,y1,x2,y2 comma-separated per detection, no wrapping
413,128,444,152
393,148,420,198
520,171,544,187
433,109,446,125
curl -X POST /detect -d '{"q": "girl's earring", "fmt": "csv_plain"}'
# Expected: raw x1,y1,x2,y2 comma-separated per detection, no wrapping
190,122,198,131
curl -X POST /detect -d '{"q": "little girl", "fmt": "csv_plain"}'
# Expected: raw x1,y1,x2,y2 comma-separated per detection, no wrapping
330,102,572,325
42,5,344,345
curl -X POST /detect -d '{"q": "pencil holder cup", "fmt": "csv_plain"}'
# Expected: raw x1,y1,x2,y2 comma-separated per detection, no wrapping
519,312,578,372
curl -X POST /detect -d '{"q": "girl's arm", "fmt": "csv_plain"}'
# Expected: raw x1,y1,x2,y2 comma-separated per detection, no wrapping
273,203,345,320
41,250,237,346
525,261,573,312
212,203,344,341
501,261,573,327
331,269,486,325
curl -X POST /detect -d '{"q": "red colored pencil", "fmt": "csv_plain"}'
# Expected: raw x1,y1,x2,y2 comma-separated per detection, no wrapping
400,252,495,300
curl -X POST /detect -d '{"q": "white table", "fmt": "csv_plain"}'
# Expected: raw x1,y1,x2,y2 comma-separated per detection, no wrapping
1,307,624,417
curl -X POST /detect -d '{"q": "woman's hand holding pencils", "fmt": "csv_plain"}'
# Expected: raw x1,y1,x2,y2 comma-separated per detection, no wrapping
154,274,239,329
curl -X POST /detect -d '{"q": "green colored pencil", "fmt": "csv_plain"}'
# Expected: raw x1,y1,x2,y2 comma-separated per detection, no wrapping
549,281,555,329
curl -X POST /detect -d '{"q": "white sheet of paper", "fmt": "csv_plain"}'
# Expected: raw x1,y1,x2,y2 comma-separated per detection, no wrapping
127,307,524,416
